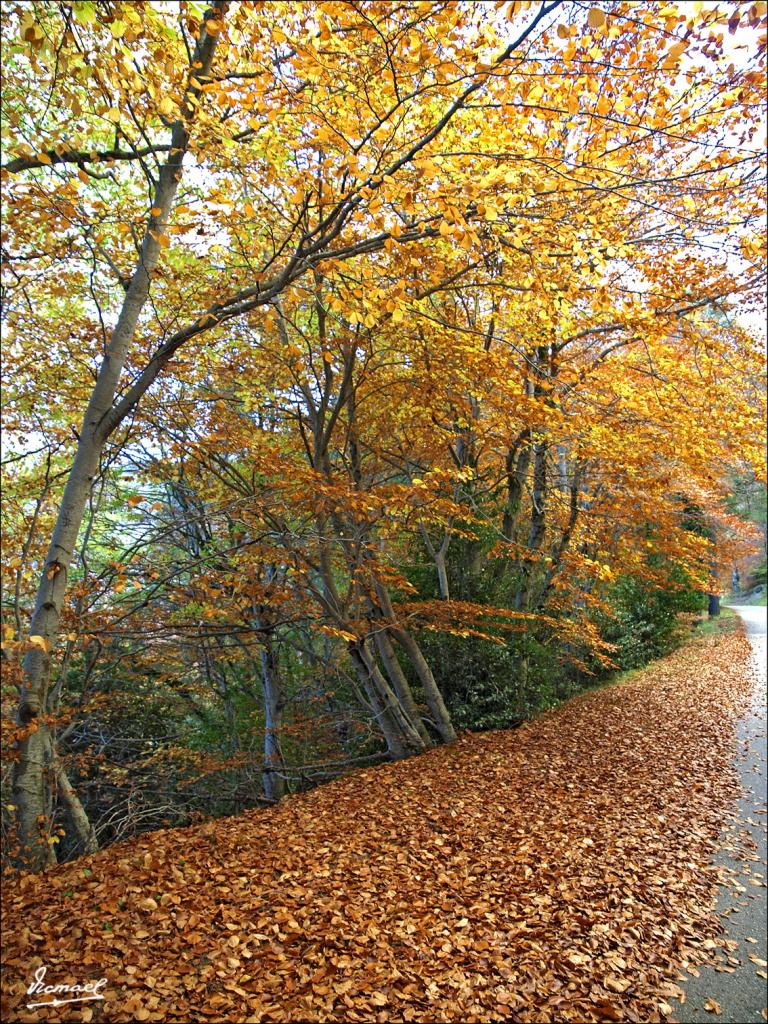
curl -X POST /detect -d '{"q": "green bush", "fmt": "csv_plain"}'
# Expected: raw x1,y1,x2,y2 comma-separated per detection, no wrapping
601,573,703,670
416,627,574,731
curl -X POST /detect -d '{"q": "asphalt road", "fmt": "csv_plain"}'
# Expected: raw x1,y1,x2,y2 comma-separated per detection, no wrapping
675,605,767,1023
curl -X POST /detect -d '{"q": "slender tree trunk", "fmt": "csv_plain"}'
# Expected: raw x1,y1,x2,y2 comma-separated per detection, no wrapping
374,581,456,744
261,643,286,802
708,552,721,617
11,9,226,870
389,627,457,743
515,439,547,611
503,434,531,541
435,549,451,602
418,525,451,600
55,760,98,856
532,464,582,612
374,628,432,746
349,642,425,758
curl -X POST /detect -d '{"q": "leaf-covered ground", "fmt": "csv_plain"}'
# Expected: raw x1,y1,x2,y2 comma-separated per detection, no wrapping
1,627,757,1024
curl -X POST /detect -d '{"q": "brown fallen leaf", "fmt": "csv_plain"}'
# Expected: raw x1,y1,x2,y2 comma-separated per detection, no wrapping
704,999,722,1015
0,628,758,1024
593,1001,624,1021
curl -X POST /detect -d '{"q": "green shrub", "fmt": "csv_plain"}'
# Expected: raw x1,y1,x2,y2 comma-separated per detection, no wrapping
416,628,573,731
601,573,703,670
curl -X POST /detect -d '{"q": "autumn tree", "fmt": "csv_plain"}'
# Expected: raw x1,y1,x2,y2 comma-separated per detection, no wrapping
1,0,765,869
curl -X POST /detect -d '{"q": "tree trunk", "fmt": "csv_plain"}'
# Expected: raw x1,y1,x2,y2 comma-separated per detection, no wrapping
261,643,286,802
373,583,456,744
348,642,426,759
11,724,56,868
389,627,457,744
435,549,451,602
708,550,721,617
55,760,98,857
11,9,226,870
418,525,451,600
515,439,547,611
502,434,531,541
374,628,432,746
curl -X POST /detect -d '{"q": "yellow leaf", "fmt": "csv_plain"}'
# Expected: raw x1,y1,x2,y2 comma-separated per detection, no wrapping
588,9,606,29
35,151,52,165
528,83,544,103
29,635,50,653
158,96,176,118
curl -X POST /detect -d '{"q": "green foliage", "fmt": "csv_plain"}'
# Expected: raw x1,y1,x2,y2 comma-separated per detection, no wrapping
600,572,703,670
726,470,767,589
418,631,521,730
414,627,576,732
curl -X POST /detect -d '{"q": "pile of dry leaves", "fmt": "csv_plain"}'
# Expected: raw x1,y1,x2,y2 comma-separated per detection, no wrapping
1,627,757,1023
